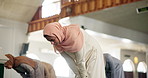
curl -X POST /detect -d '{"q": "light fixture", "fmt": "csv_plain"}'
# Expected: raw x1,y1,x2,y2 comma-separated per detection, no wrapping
121,38,132,43
134,56,139,64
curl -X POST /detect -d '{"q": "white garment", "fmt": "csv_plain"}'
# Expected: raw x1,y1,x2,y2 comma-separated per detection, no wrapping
61,29,106,78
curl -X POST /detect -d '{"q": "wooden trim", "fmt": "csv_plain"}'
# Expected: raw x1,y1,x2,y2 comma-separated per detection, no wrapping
28,15,60,33
61,2,74,8
88,0,95,11
29,15,59,24
81,2,88,13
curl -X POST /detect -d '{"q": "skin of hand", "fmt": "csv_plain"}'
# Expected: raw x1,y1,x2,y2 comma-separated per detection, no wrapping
5,65,12,69
4,60,13,69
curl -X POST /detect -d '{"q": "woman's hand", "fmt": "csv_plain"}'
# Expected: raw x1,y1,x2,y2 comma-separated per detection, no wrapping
4,60,13,69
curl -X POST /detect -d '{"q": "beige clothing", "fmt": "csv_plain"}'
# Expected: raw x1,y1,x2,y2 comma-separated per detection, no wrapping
61,29,106,78
41,62,56,78
14,60,56,78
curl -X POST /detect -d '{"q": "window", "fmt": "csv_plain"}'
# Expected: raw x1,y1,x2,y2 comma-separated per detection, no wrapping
137,61,147,73
42,0,61,18
123,59,135,72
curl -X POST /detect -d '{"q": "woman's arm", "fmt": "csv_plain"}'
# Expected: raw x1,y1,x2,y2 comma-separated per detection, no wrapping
61,52,81,78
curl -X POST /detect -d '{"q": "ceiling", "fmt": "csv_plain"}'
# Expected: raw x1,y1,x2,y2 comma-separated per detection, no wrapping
0,0,44,22
83,0,148,35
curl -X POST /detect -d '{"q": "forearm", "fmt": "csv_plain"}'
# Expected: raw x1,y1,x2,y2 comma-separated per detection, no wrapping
75,52,88,78
76,60,87,78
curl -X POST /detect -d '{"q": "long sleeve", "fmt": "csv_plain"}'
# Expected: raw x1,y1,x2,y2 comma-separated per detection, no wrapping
74,51,88,78
14,63,35,78
61,52,82,78
63,51,88,78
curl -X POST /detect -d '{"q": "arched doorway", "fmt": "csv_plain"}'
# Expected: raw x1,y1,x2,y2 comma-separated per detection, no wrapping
137,61,147,78
123,59,135,78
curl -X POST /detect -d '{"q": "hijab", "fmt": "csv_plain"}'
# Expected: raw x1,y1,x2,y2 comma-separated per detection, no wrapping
5,54,36,69
43,22,84,53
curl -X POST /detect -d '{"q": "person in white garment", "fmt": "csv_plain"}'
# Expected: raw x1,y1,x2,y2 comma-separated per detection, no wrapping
43,22,106,78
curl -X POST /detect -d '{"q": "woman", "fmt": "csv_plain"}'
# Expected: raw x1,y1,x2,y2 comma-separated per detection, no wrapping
43,22,106,78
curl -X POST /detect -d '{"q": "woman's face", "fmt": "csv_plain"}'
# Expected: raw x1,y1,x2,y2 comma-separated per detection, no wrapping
44,35,60,45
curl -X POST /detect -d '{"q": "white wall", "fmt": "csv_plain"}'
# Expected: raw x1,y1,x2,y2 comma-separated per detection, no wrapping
0,18,28,78
27,40,59,65
103,48,121,60
0,18,28,55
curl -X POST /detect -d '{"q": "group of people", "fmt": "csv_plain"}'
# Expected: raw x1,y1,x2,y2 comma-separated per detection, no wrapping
5,22,124,78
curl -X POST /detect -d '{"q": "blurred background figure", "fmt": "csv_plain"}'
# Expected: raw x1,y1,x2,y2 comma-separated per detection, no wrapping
4,54,56,78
